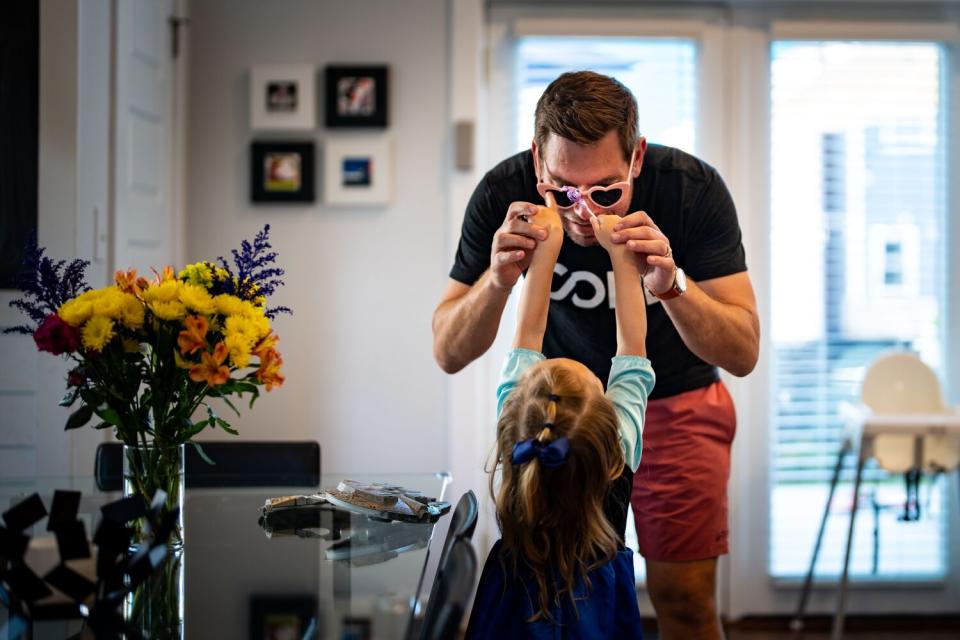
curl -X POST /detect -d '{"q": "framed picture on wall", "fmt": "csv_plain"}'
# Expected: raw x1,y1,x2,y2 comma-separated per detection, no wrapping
251,141,315,203
323,135,391,206
249,595,317,640
324,66,388,128
250,65,316,130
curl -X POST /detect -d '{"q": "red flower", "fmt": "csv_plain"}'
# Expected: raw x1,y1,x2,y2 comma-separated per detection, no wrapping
33,314,81,355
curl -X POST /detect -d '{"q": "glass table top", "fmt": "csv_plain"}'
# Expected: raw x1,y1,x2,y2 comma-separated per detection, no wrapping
0,472,450,640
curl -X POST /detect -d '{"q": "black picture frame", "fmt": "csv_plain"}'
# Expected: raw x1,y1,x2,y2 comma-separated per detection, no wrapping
249,595,317,640
325,66,388,128
250,141,315,203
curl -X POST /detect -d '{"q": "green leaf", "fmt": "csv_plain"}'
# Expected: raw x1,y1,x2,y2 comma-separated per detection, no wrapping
65,404,94,430
95,405,121,426
59,388,80,408
178,420,209,444
218,393,241,417
247,386,260,410
192,441,216,466
216,418,239,436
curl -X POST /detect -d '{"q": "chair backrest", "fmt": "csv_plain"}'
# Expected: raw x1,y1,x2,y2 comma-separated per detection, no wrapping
861,351,945,415
419,538,477,640
414,491,478,640
439,491,478,569
94,441,320,491
860,351,959,472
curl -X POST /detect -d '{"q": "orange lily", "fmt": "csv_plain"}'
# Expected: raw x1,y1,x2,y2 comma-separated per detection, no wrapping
252,332,279,360
114,269,142,296
151,265,177,285
256,349,285,391
189,342,230,386
178,315,208,355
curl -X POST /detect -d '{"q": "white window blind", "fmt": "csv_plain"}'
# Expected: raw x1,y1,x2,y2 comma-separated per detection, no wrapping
769,41,948,578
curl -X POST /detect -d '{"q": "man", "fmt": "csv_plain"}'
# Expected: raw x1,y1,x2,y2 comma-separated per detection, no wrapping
433,71,759,639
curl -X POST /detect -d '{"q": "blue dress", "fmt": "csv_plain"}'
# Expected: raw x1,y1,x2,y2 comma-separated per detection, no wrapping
465,540,644,639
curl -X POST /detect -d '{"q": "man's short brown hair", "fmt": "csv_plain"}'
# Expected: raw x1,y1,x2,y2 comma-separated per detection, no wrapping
534,71,639,163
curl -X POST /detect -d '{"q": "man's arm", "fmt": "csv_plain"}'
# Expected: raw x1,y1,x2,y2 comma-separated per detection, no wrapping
432,274,511,374
432,201,552,374
612,211,759,376
661,271,758,377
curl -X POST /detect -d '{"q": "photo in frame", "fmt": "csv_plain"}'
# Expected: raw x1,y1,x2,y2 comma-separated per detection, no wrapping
251,141,315,203
249,595,317,640
323,136,391,206
324,66,388,128
250,65,316,131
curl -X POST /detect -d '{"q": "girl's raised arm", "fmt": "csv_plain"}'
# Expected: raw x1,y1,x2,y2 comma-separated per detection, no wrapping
592,215,647,357
512,197,563,351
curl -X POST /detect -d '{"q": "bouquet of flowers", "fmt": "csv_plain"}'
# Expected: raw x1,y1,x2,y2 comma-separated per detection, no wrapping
5,225,290,544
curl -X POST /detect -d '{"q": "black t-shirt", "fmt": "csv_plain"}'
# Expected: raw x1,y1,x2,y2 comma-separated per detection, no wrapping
451,144,748,401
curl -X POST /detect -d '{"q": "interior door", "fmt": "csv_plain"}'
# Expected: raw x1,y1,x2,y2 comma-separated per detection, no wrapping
114,0,176,276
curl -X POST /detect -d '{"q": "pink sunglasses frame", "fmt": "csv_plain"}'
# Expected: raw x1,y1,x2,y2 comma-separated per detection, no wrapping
536,151,636,213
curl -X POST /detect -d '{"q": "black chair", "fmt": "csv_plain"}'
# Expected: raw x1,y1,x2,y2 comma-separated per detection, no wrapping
94,441,320,490
419,538,477,640
414,491,478,640
437,490,478,569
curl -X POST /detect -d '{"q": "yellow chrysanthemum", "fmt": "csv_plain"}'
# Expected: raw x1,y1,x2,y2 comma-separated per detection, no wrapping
141,280,181,304
58,289,103,326
224,332,252,368
224,315,259,343
178,262,213,287
81,316,115,351
92,287,127,319
149,300,187,322
119,294,145,329
213,294,245,317
122,338,141,353
59,298,94,327
234,301,270,338
178,283,216,315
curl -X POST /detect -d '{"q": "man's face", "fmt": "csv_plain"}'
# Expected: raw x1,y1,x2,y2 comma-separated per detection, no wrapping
534,130,644,247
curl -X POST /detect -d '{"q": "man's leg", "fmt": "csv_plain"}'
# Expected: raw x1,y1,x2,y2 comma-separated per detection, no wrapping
645,557,724,640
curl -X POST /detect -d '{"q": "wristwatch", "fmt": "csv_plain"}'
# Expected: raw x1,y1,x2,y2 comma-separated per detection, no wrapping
649,267,687,300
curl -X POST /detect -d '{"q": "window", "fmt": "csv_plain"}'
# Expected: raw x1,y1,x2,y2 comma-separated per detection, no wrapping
515,37,697,154
770,41,947,578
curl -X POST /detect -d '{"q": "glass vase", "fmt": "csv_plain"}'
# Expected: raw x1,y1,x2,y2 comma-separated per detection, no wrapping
122,443,185,550
125,547,184,640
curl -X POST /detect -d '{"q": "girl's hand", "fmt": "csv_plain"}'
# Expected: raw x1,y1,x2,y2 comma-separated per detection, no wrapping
530,205,563,252
590,215,624,253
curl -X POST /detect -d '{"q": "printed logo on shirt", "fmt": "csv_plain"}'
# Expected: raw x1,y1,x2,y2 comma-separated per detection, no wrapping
549,263,659,309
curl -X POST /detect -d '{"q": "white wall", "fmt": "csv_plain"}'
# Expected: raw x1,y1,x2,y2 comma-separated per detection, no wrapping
185,0,451,474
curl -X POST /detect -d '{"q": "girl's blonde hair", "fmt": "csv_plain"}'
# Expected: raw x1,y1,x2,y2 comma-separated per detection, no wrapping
491,359,625,622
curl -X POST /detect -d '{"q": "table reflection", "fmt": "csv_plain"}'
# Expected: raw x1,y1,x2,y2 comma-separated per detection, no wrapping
0,473,449,640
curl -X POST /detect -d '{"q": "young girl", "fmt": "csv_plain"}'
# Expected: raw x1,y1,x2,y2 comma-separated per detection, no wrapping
466,202,655,638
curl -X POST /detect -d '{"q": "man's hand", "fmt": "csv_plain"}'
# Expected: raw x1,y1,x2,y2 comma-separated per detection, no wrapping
611,210,676,294
490,202,552,290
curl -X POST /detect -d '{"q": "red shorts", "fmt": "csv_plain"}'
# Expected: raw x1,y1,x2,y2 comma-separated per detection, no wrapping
631,381,736,562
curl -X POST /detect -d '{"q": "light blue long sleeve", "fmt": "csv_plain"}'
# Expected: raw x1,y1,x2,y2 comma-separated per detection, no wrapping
496,349,655,471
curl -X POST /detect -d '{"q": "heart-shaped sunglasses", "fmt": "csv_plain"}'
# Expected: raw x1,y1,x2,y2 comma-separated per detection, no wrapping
536,152,635,212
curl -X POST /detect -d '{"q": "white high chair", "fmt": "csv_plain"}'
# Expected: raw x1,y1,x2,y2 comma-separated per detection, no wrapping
791,351,960,639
